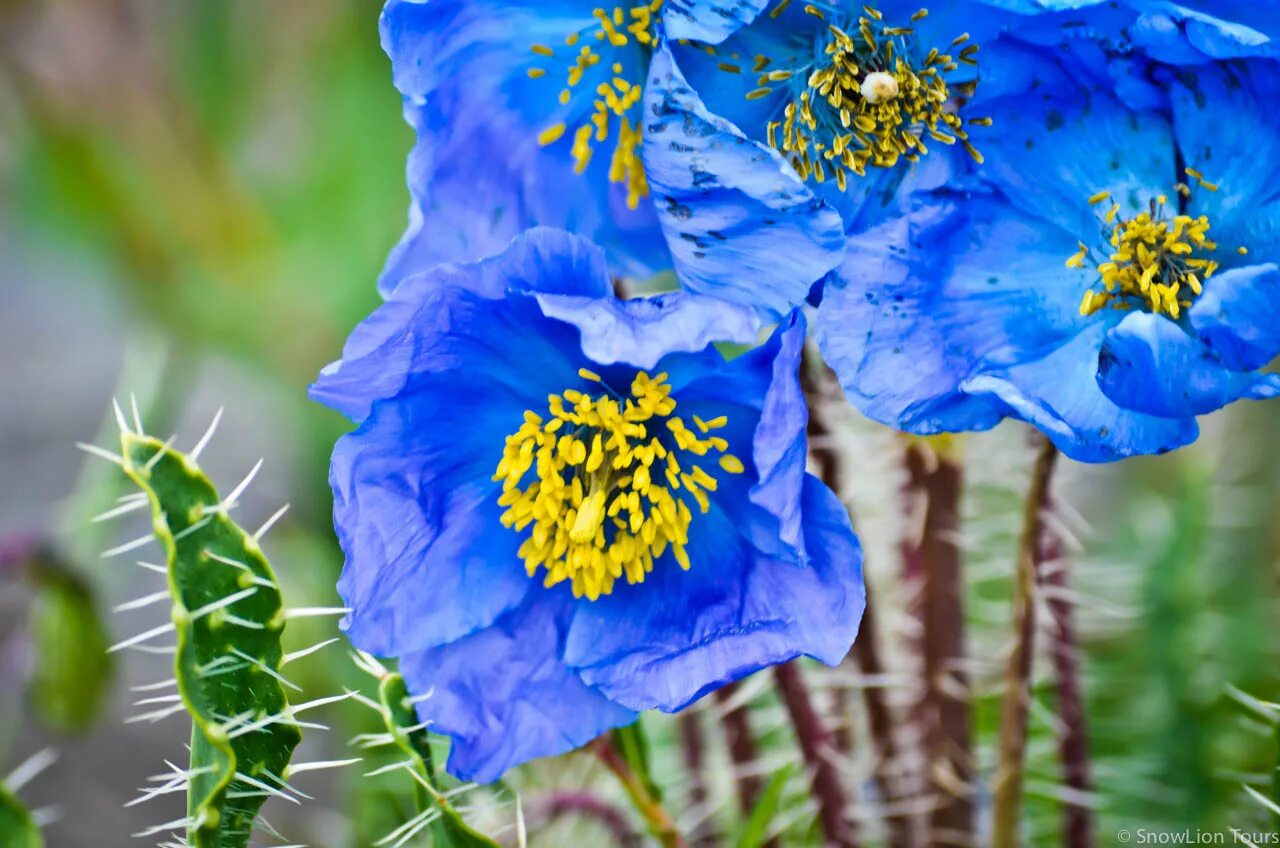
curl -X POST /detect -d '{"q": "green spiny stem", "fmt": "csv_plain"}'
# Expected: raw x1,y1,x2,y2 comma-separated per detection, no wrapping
592,736,688,848
118,431,300,848
991,435,1059,848
372,667,499,847
0,784,42,848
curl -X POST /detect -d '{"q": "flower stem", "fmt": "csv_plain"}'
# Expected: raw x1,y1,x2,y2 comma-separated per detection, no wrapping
774,660,858,848
536,791,642,848
992,435,1060,848
1042,498,1096,848
908,440,973,845
678,710,717,846
802,350,906,845
593,737,689,848
713,682,778,847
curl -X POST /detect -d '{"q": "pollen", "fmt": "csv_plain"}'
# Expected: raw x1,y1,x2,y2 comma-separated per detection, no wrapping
734,5,984,189
493,370,744,601
528,1,663,210
1070,170,1240,320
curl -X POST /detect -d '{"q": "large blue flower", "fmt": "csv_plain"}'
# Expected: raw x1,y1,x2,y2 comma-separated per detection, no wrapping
817,56,1280,462
377,0,772,298
311,228,865,781
640,0,1069,321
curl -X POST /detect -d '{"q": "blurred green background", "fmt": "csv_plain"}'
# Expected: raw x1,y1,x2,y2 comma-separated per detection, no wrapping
0,1,1276,846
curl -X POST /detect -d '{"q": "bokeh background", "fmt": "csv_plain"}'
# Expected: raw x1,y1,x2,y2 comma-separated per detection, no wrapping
0,2,1276,846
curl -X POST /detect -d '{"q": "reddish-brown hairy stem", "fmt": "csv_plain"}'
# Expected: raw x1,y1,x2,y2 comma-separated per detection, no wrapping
907,440,974,846
801,351,908,846
1042,502,1095,848
992,435,1059,848
678,710,718,847
535,791,643,847
775,660,858,848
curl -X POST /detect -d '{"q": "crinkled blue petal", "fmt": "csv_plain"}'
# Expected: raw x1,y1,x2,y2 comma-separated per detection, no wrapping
1170,61,1280,259
314,228,609,422
563,475,863,711
1189,264,1280,372
378,0,667,294
1158,0,1280,44
817,196,1080,435
1127,2,1279,63
400,595,636,784
961,322,1199,462
1097,311,1280,418
534,289,760,370
979,80,1173,241
662,0,769,44
666,312,809,561
322,287,587,655
642,40,846,319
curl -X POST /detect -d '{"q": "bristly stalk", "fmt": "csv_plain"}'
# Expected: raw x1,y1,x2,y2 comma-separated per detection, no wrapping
592,736,689,848
678,711,717,846
1042,503,1095,848
534,792,642,848
802,349,907,846
713,682,775,847
992,434,1060,848
908,439,973,846
774,660,858,848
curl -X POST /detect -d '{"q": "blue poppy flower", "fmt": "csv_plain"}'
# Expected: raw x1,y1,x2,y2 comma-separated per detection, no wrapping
377,0,771,298
817,57,1280,462
311,227,865,781
641,1,1067,321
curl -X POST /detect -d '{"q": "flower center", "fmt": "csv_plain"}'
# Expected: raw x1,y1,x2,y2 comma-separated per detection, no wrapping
1070,170,1245,320
739,3,984,190
493,368,744,601
529,2,663,210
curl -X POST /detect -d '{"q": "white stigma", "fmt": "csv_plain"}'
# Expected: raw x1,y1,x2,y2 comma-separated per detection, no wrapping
860,71,900,104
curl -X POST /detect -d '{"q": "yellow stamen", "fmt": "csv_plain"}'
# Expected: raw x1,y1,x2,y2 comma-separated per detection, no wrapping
494,370,741,600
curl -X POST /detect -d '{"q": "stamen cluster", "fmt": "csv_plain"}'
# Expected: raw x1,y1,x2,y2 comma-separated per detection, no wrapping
743,3,984,190
530,2,663,210
494,368,744,601
1070,171,1239,320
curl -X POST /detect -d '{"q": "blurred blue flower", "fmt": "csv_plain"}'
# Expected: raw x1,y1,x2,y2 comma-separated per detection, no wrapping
311,228,865,781
377,0,771,297
817,57,1280,462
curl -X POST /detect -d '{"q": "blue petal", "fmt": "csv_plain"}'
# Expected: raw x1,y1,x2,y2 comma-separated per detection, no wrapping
400,595,636,783
962,321,1199,462
1097,311,1280,418
667,312,809,561
662,0,769,44
1170,62,1280,258
1158,1,1280,45
817,196,1080,435
378,0,668,294
979,80,1173,241
1189,264,1280,371
563,475,864,711
1128,3,1279,64
314,229,609,422
534,289,760,370
642,40,847,319
324,288,588,655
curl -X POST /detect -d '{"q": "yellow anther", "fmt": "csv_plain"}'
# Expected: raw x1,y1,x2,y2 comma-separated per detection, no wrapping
1072,181,1235,319
495,369,742,599
538,123,567,145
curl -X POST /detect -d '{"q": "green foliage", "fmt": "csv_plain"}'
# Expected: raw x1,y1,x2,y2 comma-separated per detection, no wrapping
0,784,42,848
354,652,501,848
736,765,793,848
27,562,112,733
118,431,301,847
